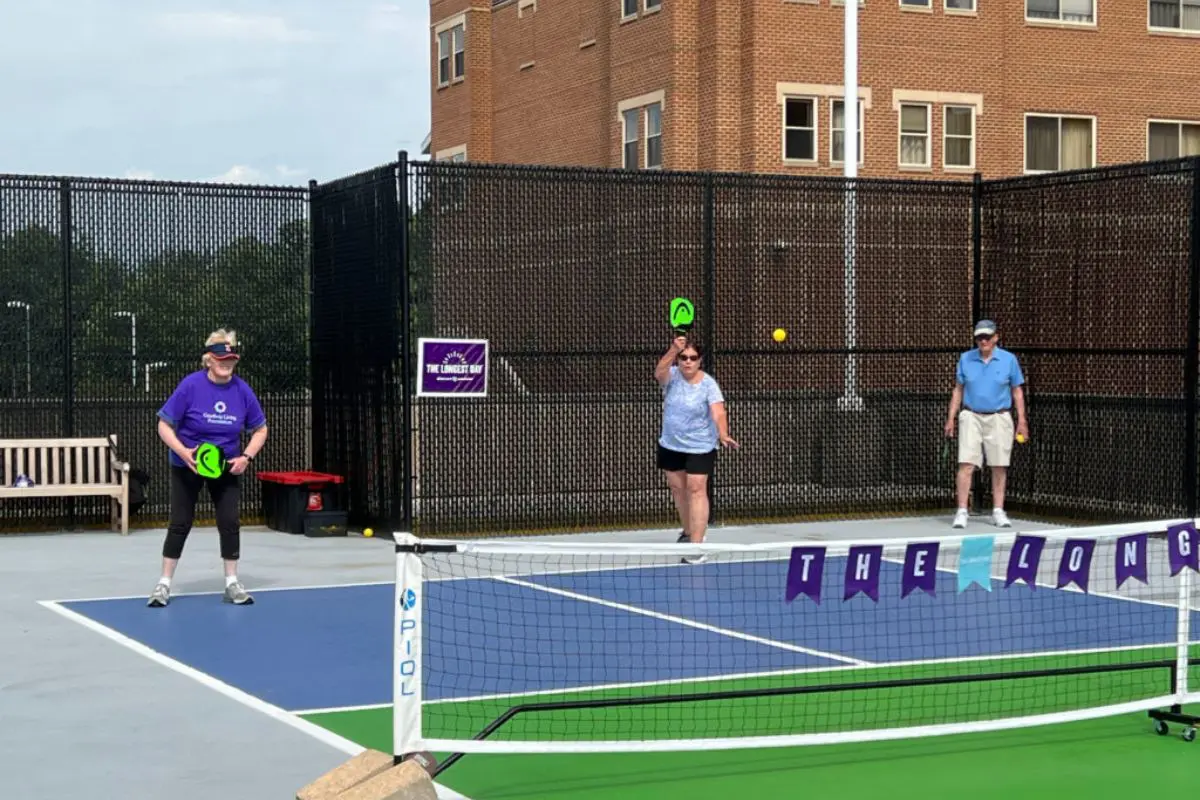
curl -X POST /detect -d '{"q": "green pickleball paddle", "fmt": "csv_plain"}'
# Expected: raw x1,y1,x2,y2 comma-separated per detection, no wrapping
195,442,226,479
670,297,695,335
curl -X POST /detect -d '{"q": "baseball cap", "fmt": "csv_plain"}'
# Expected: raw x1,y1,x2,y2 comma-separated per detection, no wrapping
973,319,997,337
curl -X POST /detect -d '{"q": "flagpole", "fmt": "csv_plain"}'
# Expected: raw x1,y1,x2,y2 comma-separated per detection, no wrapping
839,0,863,412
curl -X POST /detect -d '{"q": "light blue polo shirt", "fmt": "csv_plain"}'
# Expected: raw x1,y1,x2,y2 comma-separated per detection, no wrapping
956,346,1024,413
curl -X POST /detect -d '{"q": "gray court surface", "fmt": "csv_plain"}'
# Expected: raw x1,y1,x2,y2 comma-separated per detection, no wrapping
0,511,1152,799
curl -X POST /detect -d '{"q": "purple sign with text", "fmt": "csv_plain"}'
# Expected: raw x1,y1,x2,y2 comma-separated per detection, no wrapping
785,547,825,604
417,338,489,397
844,545,883,602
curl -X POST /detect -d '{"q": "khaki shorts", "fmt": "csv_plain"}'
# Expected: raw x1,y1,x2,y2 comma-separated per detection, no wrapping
958,409,1014,468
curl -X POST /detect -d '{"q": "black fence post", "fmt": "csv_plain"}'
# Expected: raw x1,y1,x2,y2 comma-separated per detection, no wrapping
397,151,414,534
703,172,717,525
970,172,984,515
60,178,75,528
308,177,321,472
1186,157,1200,519
972,172,982,323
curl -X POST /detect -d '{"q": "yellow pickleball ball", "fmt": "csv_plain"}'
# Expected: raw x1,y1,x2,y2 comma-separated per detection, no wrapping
1016,434,1027,444
773,328,787,343
363,528,374,538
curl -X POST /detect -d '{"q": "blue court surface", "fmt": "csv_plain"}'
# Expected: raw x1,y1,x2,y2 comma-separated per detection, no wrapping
56,554,1199,715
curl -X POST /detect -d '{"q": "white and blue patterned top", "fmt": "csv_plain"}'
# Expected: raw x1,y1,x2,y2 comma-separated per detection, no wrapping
659,365,726,454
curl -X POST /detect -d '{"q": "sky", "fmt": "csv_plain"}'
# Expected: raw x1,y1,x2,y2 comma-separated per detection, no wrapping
0,1,432,186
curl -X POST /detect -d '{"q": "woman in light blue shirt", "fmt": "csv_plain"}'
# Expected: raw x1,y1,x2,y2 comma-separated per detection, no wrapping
654,335,739,563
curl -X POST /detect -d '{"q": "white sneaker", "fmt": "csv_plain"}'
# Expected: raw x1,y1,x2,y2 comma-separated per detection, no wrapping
992,509,1011,528
952,509,969,529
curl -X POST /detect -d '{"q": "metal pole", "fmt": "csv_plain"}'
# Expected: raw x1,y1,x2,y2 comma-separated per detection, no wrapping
838,0,862,412
7,301,30,394
114,311,137,388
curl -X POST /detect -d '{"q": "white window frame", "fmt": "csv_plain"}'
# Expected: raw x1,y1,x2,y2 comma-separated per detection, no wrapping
1147,118,1200,160
645,0,662,10
621,0,638,19
1022,113,1097,174
943,105,976,170
945,0,976,10
1148,0,1200,32
898,102,931,169
782,96,818,164
435,18,466,87
830,98,864,166
1025,0,1096,25
645,102,663,169
900,0,932,8
621,109,640,168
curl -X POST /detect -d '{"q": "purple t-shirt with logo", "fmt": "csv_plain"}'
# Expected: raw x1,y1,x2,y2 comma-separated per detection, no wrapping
157,370,267,468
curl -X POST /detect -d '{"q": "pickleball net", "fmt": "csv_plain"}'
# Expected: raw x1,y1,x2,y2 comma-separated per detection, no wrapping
391,520,1200,773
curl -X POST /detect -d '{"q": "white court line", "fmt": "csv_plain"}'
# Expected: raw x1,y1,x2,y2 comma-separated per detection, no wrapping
495,575,871,666
291,637,1200,715
37,600,473,800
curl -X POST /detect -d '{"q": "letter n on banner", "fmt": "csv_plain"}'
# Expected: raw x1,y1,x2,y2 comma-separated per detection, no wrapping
1115,533,1148,589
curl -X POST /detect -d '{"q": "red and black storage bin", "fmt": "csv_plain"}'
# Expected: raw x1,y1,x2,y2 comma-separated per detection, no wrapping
258,471,347,537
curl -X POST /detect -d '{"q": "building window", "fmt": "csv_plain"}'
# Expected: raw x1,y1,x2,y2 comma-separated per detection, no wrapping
946,0,976,9
1026,0,1095,23
1150,0,1200,30
831,99,864,165
645,0,662,10
438,24,465,85
899,103,930,168
645,103,662,168
1025,114,1094,172
943,106,975,168
783,98,816,162
901,0,932,6
618,92,665,169
1149,121,1200,160
622,0,638,17
622,109,639,168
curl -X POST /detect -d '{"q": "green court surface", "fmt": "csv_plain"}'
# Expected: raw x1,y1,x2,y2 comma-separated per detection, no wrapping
303,650,1200,799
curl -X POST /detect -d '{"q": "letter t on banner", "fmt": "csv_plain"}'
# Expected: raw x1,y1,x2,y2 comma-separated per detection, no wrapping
786,547,826,604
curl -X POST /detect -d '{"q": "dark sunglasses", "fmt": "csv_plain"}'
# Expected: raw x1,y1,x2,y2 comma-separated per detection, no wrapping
678,354,700,362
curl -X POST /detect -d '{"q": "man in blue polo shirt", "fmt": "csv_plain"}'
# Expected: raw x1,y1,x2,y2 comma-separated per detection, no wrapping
945,319,1029,529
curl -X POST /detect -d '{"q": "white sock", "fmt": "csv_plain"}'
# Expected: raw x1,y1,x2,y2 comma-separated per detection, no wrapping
157,576,171,588
226,575,239,587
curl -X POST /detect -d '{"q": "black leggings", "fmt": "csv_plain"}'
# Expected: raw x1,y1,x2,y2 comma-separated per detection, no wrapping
162,465,241,561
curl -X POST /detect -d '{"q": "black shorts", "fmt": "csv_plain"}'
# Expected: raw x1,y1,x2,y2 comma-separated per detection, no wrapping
657,444,717,475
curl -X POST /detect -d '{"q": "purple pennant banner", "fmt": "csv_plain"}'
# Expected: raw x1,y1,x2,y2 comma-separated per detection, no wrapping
1005,535,1045,589
1168,522,1199,577
785,547,826,604
1115,533,1149,588
1057,539,1096,593
901,542,939,599
844,545,884,602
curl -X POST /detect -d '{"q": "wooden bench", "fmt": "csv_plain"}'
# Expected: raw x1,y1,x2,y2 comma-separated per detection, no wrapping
0,436,132,534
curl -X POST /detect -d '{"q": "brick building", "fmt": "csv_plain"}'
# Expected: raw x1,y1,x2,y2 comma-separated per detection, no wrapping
426,0,1199,178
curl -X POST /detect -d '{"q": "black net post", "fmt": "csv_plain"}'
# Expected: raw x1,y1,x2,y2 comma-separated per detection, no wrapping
397,151,415,533
1189,156,1200,518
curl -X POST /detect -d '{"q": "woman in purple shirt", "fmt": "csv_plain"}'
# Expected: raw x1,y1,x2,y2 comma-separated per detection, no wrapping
147,329,269,608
